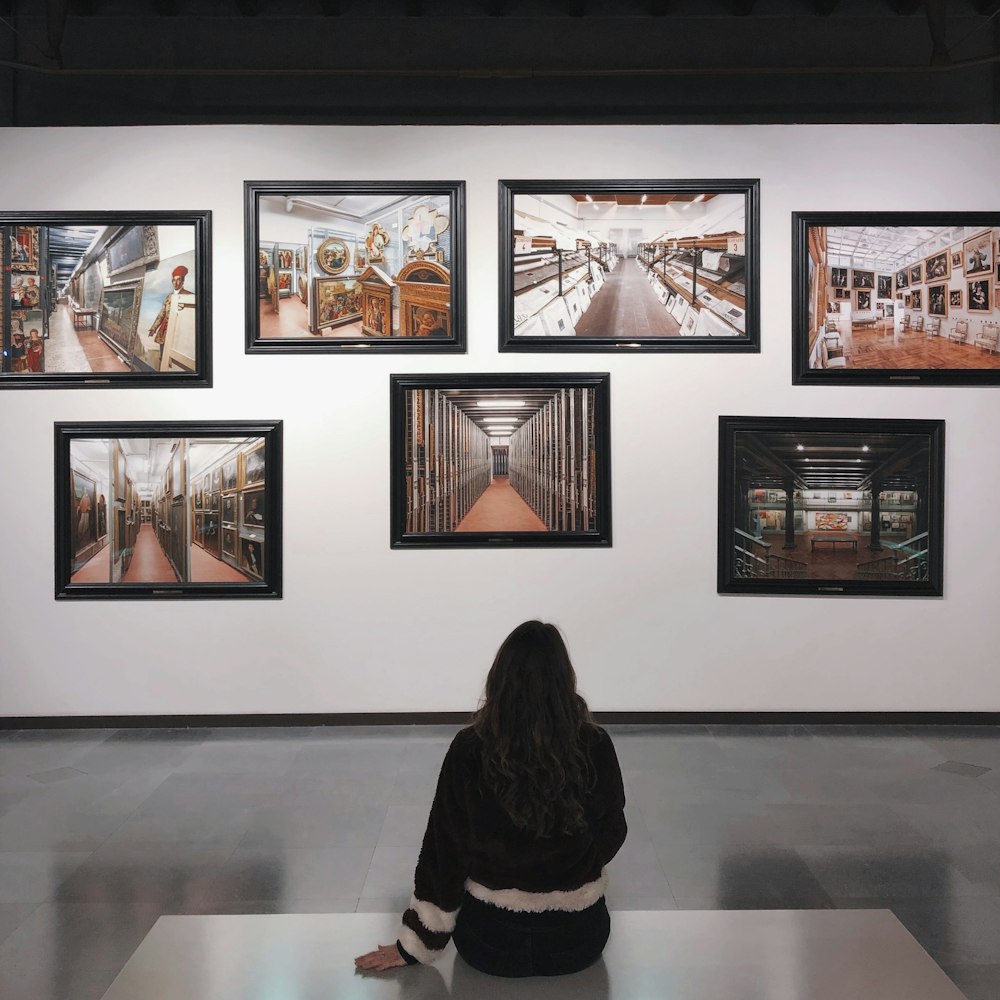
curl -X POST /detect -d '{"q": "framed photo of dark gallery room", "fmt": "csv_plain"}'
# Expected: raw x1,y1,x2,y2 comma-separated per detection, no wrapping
793,211,1000,385
390,372,611,548
1,211,211,388
718,416,944,598
244,180,466,353
55,421,282,600
498,178,760,352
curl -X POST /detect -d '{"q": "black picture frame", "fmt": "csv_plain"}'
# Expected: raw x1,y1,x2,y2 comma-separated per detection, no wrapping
793,212,1000,385
1,211,211,389
390,372,611,548
498,179,760,353
718,415,944,598
55,420,282,599
244,180,466,354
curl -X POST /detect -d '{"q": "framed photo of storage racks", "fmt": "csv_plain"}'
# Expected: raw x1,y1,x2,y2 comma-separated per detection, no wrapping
245,180,466,354
55,420,282,599
498,178,760,352
390,372,612,548
793,211,1000,385
718,415,945,598
1,211,211,388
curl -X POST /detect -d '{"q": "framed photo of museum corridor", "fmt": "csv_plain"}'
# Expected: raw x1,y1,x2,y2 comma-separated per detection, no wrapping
498,179,760,353
244,180,466,354
0,211,211,389
793,212,1000,385
717,416,945,598
390,372,612,548
55,420,282,599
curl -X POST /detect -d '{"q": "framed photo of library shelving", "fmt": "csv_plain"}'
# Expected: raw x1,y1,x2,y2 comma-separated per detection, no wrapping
793,212,1000,385
390,373,612,549
498,179,760,353
718,416,945,598
55,421,282,600
244,181,466,354
1,211,211,389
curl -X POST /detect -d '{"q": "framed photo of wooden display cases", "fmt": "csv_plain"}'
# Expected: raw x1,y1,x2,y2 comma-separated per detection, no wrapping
245,181,466,353
718,416,944,598
498,179,760,352
793,212,1000,385
56,421,282,599
1,212,211,388
390,373,611,548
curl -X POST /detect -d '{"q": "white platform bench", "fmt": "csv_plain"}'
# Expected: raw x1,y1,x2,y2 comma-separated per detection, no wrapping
99,910,965,1000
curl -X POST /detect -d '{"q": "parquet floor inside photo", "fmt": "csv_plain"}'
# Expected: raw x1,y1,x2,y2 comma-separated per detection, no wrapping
0,724,998,999
835,322,1000,369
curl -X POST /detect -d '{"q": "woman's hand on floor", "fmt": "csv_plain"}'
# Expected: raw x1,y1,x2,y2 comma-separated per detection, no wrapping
354,943,408,972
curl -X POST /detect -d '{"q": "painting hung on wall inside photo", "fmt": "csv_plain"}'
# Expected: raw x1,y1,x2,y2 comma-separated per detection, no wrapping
56,424,281,599
794,214,1000,384
500,179,760,352
247,182,464,351
0,216,208,387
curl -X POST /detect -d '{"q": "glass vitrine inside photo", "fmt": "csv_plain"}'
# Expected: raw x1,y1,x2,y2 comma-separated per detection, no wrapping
718,417,944,597
499,180,759,352
390,373,611,548
1,214,210,388
245,181,466,353
794,213,1000,385
55,422,282,599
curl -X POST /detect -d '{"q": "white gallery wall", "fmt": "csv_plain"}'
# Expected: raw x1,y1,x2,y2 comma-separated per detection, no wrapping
1,123,998,717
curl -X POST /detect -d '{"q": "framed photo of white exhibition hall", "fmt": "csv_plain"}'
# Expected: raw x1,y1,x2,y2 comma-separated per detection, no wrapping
498,178,760,353
244,180,466,354
793,211,1000,386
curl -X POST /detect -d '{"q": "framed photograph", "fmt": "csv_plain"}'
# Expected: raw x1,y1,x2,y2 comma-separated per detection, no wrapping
241,486,266,529
390,372,611,548
927,283,948,318
1,212,211,388
951,251,962,269
245,180,466,353
851,269,874,289
855,289,872,312
55,421,282,599
829,266,848,288
924,249,951,281
876,274,893,299
963,230,993,276
221,493,236,524
241,438,265,487
793,213,1000,384
968,278,991,312
498,179,759,352
221,457,238,492
718,416,944,597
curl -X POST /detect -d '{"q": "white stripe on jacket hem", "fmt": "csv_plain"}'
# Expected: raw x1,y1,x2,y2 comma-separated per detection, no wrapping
464,868,608,913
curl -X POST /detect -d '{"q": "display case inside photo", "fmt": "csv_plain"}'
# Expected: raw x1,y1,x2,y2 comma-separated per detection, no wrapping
794,212,1000,384
718,416,944,597
498,179,759,352
1,212,211,388
245,181,466,353
390,373,611,548
55,421,282,599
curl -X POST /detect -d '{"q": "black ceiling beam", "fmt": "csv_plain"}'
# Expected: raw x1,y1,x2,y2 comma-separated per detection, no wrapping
67,0,95,13
567,0,587,16
813,0,840,13
977,0,1000,13
318,0,340,12
890,1,923,14
234,0,259,15
487,0,504,14
730,0,757,13
647,0,670,12
405,0,422,16
153,0,181,14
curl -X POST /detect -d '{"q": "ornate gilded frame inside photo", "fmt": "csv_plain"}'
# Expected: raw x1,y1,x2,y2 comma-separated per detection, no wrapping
718,415,944,598
793,211,1000,385
498,179,760,353
1,211,211,389
390,372,612,548
55,420,282,599
245,180,466,354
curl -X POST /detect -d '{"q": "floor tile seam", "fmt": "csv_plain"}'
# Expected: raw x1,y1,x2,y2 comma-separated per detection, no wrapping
0,902,40,951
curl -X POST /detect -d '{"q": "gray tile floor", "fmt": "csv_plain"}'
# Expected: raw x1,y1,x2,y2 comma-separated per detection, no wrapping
0,723,998,1000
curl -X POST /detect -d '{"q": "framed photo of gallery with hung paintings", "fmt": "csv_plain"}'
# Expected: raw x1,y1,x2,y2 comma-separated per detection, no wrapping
498,178,760,352
718,416,945,598
793,212,1000,385
55,421,282,599
390,372,611,548
1,211,211,388
244,180,466,353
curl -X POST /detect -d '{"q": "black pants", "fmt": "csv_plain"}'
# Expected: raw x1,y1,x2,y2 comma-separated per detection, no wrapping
452,891,610,978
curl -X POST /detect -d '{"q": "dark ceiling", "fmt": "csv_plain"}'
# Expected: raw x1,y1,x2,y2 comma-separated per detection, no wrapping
0,1,998,125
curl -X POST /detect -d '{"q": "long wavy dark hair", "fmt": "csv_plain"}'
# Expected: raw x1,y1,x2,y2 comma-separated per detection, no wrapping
471,620,597,837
